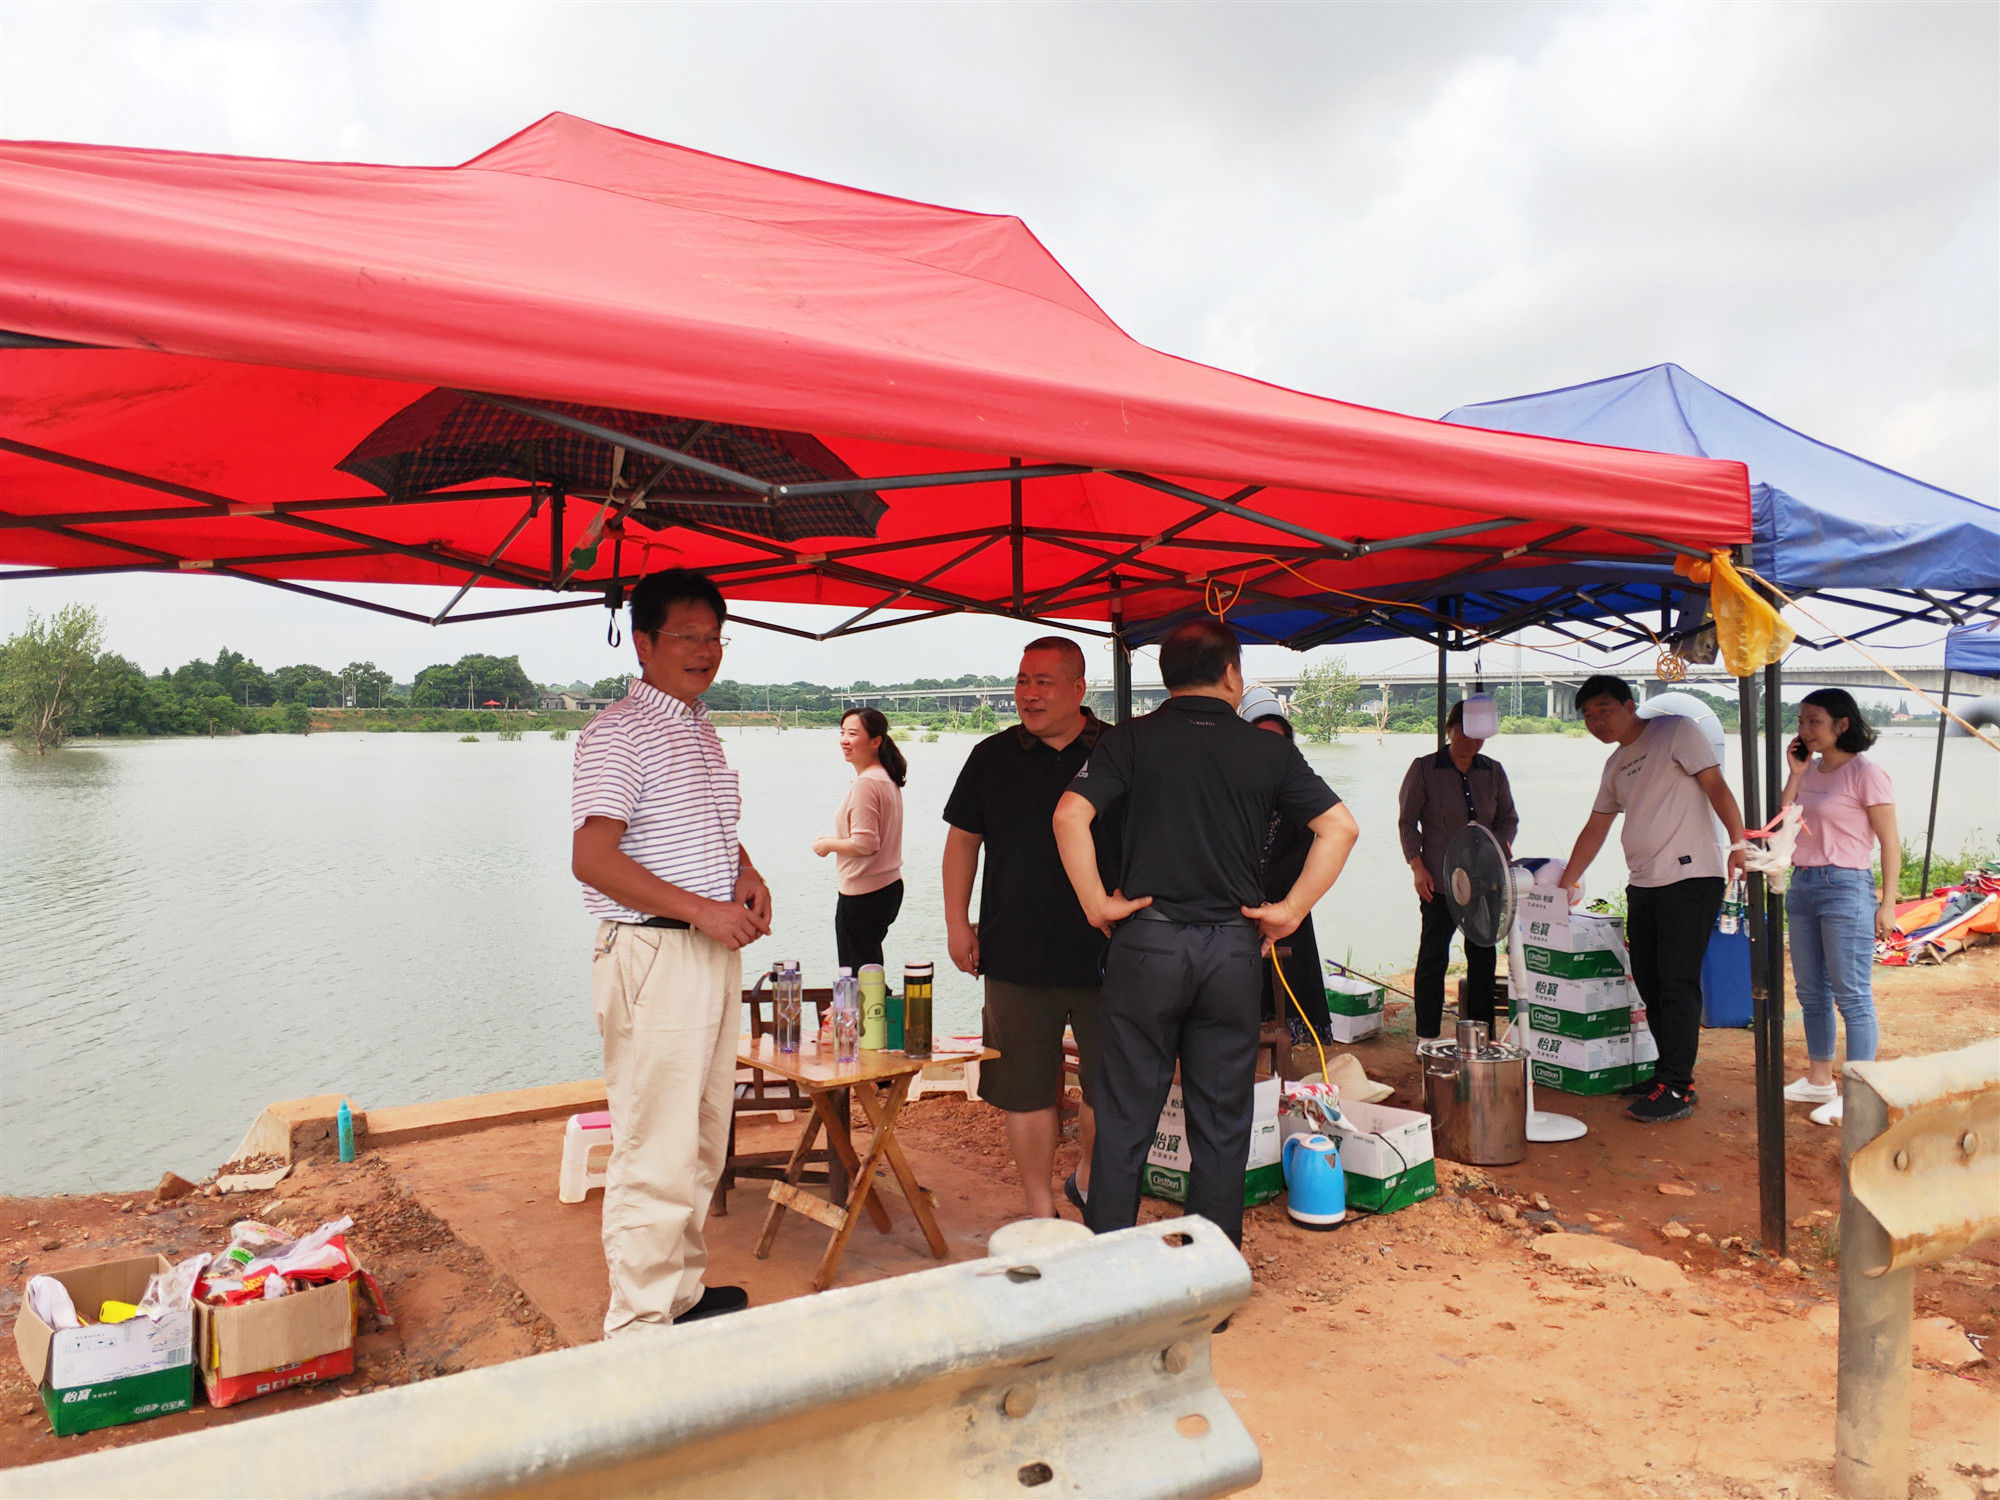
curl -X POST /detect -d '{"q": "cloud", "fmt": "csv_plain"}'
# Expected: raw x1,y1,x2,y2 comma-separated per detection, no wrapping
0,0,1991,678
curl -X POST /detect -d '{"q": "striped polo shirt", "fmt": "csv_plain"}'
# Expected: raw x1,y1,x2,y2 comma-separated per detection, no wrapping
571,678,741,922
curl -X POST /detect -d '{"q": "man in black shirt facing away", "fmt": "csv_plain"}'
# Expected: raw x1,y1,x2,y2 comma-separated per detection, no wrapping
1054,621,1360,1245
942,637,1119,1220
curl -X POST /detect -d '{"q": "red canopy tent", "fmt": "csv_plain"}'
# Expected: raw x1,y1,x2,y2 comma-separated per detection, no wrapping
0,112,1749,653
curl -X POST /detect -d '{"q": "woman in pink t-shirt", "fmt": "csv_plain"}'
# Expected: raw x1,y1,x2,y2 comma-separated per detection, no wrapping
1778,688,1899,1127
813,707,908,971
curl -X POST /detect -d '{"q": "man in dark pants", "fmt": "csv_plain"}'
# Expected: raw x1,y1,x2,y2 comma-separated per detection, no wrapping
1398,698,1519,1039
1053,621,1359,1245
1559,675,1748,1124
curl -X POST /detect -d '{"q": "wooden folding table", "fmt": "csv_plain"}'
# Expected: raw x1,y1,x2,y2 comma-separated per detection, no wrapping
739,1036,998,1291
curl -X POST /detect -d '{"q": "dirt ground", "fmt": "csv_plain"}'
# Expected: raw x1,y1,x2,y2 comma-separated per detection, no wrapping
3,946,1995,1496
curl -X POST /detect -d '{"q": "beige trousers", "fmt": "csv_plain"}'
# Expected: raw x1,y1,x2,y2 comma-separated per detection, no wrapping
592,920,742,1336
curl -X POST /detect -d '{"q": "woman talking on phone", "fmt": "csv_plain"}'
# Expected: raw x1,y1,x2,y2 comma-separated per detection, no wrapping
1778,688,1898,1128
813,707,908,970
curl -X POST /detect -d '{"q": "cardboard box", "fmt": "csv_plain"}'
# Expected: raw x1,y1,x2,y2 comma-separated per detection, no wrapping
1321,975,1385,1041
1145,1074,1282,1207
194,1261,362,1408
1324,1009,1383,1043
15,1255,194,1436
1329,1100,1439,1214
1521,890,1630,979
1525,1029,1634,1095
1631,1015,1658,1084
1323,975,1386,1017
1521,973,1633,1039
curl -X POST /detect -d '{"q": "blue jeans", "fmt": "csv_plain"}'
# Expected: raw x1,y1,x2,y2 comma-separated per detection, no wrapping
1785,865,1879,1064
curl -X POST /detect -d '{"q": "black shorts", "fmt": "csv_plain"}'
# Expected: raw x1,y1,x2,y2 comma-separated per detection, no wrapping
977,978,1101,1112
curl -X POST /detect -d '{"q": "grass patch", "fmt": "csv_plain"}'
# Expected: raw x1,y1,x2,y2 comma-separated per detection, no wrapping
1884,835,1997,898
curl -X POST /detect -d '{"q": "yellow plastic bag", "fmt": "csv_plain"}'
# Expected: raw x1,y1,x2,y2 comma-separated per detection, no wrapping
1676,552,1793,676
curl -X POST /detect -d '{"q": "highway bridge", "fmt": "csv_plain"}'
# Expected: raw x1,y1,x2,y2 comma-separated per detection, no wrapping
846,662,1999,715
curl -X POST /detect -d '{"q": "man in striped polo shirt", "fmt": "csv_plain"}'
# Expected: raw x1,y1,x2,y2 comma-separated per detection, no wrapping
572,568,771,1335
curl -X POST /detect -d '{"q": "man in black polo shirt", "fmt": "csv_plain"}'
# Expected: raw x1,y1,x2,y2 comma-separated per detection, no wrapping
1054,620,1359,1246
943,637,1118,1220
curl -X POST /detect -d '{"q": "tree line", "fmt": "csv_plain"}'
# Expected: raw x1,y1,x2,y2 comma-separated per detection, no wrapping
0,606,548,753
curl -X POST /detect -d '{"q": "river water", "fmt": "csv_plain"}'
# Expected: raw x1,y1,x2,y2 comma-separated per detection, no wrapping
3,725,1992,1196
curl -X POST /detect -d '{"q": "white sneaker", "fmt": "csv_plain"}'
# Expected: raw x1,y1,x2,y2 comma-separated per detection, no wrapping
1809,1097,1844,1127
1783,1077,1837,1104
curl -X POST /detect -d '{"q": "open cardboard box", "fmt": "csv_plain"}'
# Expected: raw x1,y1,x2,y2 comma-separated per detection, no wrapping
14,1254,194,1436
193,1253,368,1407
1145,1072,1282,1208
1330,1099,1439,1215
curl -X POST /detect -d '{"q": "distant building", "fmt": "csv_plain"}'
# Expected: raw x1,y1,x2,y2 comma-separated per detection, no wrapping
537,692,617,713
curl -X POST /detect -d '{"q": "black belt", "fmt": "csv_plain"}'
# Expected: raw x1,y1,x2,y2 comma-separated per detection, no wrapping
628,916,691,930
1127,907,1251,927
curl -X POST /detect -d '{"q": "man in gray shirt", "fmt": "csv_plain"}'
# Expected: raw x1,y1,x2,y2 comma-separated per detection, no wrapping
1559,675,1747,1124
1398,698,1519,1040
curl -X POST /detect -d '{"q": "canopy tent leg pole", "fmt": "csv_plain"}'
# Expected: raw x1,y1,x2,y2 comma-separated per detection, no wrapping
1737,671,1784,1248
1919,670,1952,895
1111,572,1132,724
1758,657,1788,1256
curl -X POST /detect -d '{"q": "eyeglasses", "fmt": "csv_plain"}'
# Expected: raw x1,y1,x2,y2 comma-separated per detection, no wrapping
653,631,729,649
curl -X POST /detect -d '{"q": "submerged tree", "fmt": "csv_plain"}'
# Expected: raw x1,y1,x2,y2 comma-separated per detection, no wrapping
1290,656,1361,744
1,603,104,754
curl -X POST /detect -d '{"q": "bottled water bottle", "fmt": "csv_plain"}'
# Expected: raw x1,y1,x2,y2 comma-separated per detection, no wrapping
833,967,861,1064
1719,873,1746,934
774,961,802,1054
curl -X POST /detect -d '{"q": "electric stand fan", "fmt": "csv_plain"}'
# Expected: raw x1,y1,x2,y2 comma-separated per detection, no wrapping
1441,825,1588,1145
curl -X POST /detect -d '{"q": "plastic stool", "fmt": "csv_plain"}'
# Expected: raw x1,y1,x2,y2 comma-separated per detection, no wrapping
558,1110,613,1204
906,1037,984,1102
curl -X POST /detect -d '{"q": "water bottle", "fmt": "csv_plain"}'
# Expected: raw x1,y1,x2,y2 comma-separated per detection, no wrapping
902,962,934,1059
1719,873,1745,935
833,968,861,1064
337,1098,355,1163
774,961,802,1054
858,964,887,1050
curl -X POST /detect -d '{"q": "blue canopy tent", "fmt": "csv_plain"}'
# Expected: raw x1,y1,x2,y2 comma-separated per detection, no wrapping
1920,620,2000,892
1945,619,2000,676
1178,364,1999,653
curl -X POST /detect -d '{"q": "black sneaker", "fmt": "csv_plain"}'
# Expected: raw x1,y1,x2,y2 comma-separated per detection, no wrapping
1063,1172,1088,1215
1617,1076,1653,1097
674,1284,748,1324
1628,1083,1695,1123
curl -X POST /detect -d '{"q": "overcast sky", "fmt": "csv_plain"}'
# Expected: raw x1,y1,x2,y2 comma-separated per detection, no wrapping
1,1,1993,689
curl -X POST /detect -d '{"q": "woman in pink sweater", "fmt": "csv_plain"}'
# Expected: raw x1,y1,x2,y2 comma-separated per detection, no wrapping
813,707,908,970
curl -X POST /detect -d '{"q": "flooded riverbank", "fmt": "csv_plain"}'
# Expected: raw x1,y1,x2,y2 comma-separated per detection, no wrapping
3,725,1991,1195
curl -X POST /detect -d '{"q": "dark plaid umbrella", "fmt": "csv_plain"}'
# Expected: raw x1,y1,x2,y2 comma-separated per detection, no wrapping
337,389,886,542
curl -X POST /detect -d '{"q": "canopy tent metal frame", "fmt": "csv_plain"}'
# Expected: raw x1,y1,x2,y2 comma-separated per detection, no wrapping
0,365,1752,657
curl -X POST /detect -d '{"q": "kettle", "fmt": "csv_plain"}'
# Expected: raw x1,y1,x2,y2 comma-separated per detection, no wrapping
1281,1132,1346,1228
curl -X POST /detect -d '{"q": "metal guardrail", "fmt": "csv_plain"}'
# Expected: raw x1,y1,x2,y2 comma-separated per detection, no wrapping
3,1220,1259,1500
1836,1040,2000,1499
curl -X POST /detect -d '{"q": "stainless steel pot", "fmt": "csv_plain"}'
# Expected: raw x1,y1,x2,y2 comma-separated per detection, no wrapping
1419,1038,1528,1165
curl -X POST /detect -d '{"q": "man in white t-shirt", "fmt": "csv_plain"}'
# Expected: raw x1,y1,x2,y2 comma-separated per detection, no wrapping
1558,675,1748,1124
